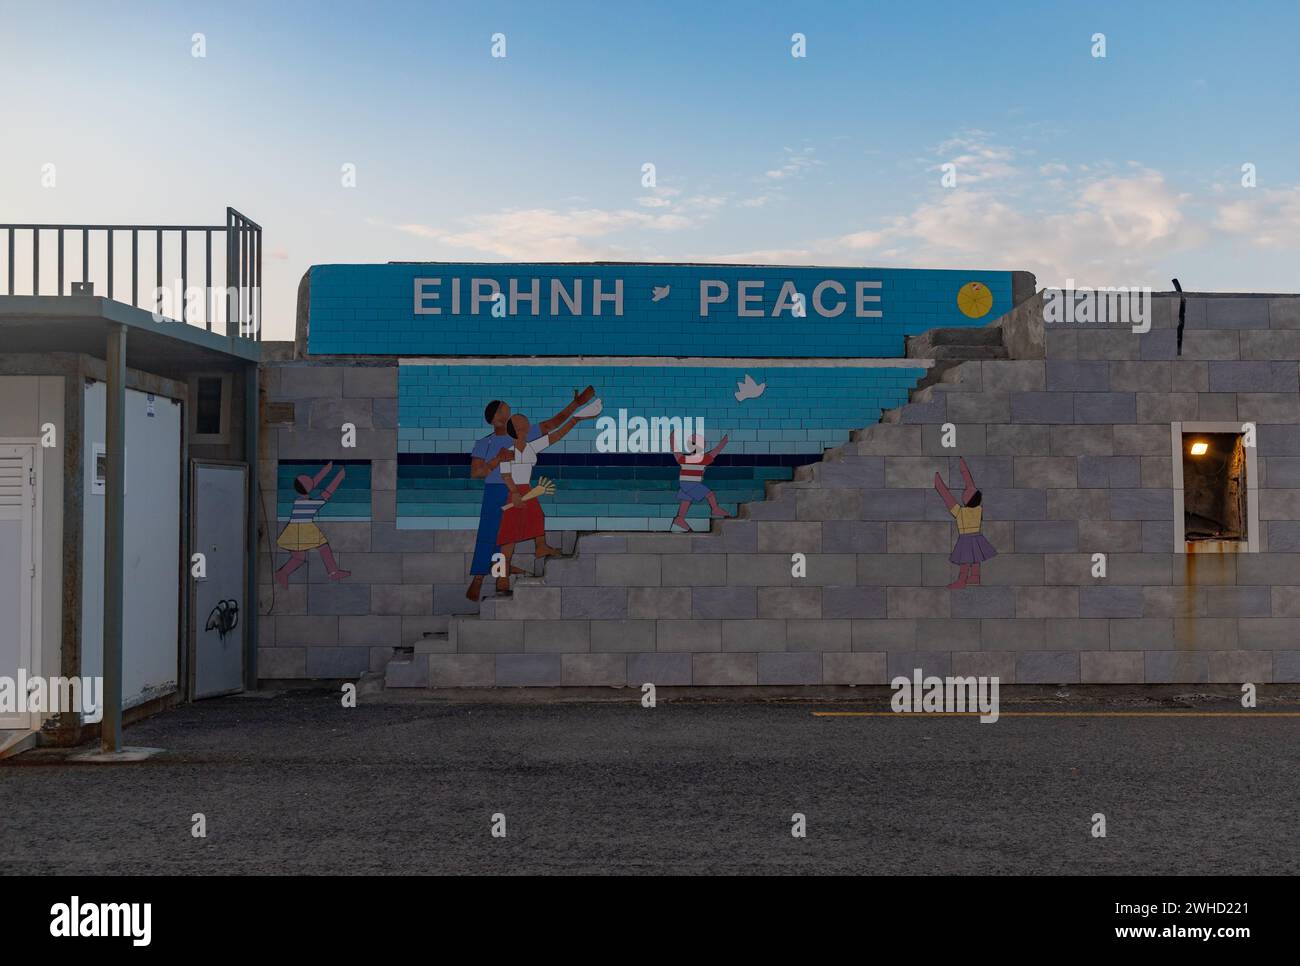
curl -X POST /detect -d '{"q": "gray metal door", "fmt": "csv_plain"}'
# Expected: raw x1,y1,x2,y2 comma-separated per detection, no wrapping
192,461,247,698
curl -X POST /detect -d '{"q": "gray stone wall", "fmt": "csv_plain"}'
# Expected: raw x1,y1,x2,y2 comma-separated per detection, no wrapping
430,294,1300,687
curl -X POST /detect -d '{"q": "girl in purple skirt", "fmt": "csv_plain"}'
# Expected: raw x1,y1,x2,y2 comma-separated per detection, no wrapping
934,457,997,590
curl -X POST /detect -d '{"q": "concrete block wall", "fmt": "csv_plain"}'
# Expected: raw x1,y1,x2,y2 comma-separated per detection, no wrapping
439,294,1300,686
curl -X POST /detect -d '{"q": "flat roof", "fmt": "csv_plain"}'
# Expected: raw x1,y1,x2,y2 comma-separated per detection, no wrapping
0,295,259,376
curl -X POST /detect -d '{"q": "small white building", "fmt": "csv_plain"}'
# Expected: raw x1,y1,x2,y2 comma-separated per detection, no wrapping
0,211,262,755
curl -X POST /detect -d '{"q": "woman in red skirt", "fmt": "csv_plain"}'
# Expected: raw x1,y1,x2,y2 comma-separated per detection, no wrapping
496,411,585,583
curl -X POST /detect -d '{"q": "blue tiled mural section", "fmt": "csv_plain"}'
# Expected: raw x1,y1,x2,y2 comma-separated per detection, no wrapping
309,263,1012,357
277,459,373,522
397,364,925,530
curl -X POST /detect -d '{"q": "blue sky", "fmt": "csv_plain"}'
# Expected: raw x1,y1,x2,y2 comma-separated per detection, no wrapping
2,0,1299,339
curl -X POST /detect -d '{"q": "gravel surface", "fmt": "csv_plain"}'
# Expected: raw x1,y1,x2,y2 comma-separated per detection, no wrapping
3,687,1298,874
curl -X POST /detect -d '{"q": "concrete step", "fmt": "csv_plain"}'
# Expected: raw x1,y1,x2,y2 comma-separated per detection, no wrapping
927,344,1008,360
480,582,561,621
384,654,430,688
906,325,1004,353
914,359,986,393
413,631,450,654
0,729,37,761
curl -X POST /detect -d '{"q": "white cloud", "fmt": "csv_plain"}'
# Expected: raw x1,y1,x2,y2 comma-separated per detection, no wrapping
764,148,822,181
935,132,1018,184
393,207,691,260
382,133,1288,287
689,151,1200,287
827,167,1194,284
1216,186,1300,248
698,247,818,264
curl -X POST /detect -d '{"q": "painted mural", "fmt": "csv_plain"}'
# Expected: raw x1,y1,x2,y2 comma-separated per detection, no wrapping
934,457,997,589
302,262,1013,597
396,363,926,533
273,459,372,588
465,392,597,601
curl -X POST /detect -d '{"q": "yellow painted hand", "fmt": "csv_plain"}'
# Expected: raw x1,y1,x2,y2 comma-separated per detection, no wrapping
501,477,557,510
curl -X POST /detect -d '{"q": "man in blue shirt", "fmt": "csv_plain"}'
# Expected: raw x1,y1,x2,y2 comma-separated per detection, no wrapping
467,386,595,601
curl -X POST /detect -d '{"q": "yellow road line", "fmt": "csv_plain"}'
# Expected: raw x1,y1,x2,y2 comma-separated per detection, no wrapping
813,711,1300,718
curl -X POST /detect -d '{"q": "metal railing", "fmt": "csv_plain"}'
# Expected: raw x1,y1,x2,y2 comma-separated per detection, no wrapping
1,206,262,342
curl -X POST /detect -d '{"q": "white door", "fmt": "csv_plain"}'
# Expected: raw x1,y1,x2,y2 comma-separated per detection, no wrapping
0,445,37,730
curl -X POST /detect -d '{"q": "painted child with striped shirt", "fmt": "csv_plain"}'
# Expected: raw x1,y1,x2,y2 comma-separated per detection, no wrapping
669,431,731,533
274,461,350,588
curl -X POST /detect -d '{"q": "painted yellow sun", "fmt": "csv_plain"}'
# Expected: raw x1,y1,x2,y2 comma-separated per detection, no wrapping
957,281,994,319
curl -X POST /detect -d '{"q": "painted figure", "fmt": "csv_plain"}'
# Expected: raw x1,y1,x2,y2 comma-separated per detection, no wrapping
495,411,583,578
274,461,350,588
465,387,595,601
934,456,996,589
669,430,731,532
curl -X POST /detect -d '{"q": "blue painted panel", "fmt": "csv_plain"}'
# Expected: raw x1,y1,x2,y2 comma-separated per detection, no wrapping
308,263,1011,358
277,459,372,521
394,363,924,530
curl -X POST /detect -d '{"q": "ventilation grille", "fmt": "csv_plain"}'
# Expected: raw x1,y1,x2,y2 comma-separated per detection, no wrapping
0,457,26,507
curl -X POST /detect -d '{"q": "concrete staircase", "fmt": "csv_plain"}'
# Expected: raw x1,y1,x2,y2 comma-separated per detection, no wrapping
905,324,1007,393
382,614,450,686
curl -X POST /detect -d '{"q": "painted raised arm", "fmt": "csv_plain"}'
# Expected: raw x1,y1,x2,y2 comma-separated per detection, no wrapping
959,457,977,504
547,416,581,446
934,471,958,510
540,385,595,434
321,467,347,500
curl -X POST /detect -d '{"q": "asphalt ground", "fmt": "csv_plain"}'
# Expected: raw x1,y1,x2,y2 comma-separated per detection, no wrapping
3,686,1298,875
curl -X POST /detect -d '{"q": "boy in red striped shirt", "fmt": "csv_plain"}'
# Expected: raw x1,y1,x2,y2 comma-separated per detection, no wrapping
669,431,731,532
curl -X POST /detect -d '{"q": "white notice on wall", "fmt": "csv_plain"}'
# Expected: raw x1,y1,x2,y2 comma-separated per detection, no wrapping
90,443,127,495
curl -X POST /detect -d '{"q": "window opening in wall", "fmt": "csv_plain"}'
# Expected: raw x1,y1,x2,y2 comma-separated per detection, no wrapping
196,377,224,436
190,372,232,445
1181,431,1247,543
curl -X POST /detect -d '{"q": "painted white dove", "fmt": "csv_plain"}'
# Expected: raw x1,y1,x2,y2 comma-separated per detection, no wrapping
651,285,670,302
734,373,766,402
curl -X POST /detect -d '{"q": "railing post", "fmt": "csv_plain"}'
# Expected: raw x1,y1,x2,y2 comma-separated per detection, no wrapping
205,230,213,331
226,208,236,350
156,229,163,315
255,226,263,340
241,218,249,338
181,231,188,326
